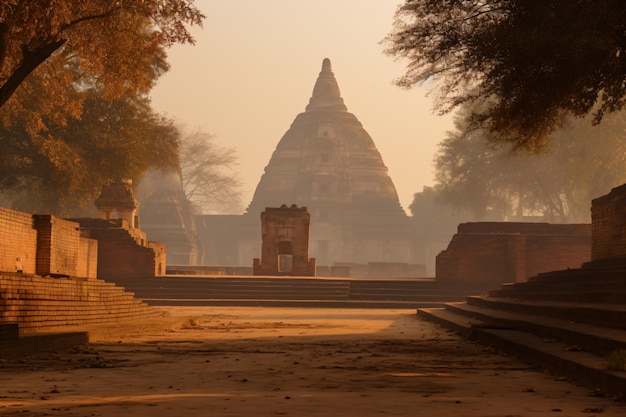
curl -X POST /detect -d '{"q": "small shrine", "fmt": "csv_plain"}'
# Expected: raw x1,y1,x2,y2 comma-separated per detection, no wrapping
94,179,139,228
253,205,316,276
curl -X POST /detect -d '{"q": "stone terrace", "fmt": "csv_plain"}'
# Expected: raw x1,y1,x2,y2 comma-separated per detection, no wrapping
419,184,626,398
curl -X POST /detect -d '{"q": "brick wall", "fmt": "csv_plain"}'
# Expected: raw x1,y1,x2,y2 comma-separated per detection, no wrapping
74,223,159,280
148,241,167,276
68,218,165,280
34,215,80,276
436,222,591,286
525,234,591,277
0,208,97,279
0,208,164,334
78,237,98,279
0,208,37,274
591,184,626,261
458,222,591,235
437,233,513,285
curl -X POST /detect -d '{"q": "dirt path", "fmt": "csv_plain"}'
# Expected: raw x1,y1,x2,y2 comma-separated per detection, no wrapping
1,307,623,416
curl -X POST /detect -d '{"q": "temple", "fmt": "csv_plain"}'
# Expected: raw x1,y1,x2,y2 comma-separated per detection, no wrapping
196,58,412,273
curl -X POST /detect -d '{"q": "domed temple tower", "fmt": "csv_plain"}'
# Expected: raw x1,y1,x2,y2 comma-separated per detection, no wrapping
238,58,410,266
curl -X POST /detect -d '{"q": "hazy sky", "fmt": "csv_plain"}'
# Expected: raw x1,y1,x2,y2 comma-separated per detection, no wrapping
150,1,455,213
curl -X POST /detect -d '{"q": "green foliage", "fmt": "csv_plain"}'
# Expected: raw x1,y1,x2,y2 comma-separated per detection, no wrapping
384,0,626,150
433,105,626,222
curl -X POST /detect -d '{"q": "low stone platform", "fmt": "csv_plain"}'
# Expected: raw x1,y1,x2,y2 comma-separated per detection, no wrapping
112,275,482,308
0,330,89,358
0,315,191,358
418,265,626,399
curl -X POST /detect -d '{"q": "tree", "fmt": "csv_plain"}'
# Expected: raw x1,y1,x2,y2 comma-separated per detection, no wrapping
0,1,203,109
433,104,626,223
0,63,180,215
0,1,202,214
384,1,626,150
179,127,243,214
408,186,471,272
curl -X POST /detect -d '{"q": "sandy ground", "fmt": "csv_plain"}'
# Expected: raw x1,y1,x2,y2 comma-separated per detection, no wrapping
1,307,624,417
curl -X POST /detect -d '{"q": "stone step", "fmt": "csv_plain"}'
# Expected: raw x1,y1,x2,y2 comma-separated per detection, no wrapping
132,289,464,302
13,315,164,333
0,273,167,334
0,323,18,341
2,306,161,322
466,295,626,330
145,298,446,309
0,297,150,308
531,267,626,281
0,331,89,358
133,288,461,299
499,277,626,291
348,294,467,302
443,301,626,356
135,290,349,301
417,306,626,399
491,277,626,293
135,282,352,291
114,276,472,305
488,289,626,304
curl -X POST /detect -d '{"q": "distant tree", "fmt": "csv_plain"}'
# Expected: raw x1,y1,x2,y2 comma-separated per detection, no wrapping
179,127,243,214
0,1,203,110
433,105,626,223
409,186,472,270
384,1,626,150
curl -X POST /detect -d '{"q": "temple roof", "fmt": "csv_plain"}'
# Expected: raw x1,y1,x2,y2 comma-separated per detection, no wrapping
243,58,409,264
305,58,348,112
248,58,404,218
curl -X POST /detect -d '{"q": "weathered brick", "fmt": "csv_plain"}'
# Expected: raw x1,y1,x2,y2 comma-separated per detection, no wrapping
436,222,591,286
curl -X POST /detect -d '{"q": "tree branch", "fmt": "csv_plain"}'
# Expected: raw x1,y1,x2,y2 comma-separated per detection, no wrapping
0,38,66,108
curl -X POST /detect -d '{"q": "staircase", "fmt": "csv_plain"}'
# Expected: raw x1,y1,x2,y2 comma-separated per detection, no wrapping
113,276,473,308
0,273,168,335
418,264,626,398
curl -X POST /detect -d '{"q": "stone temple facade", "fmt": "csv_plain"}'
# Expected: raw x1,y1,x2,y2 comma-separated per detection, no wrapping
197,58,411,270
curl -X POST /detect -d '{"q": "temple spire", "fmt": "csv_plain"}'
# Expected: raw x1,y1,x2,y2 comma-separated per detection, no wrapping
305,58,348,112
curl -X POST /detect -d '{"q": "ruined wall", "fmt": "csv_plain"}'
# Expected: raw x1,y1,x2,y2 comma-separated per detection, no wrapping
76,221,159,280
69,218,165,280
34,215,81,277
591,184,626,261
436,222,591,286
0,209,97,278
77,237,98,279
147,241,167,276
524,234,591,277
457,222,590,235
0,207,37,274
0,207,165,334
